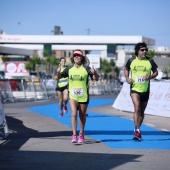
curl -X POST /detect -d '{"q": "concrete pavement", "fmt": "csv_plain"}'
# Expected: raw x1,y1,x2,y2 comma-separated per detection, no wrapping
0,94,170,170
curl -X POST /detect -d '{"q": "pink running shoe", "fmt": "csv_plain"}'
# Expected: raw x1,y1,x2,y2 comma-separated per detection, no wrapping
59,112,63,117
71,135,77,143
78,133,85,143
63,105,68,113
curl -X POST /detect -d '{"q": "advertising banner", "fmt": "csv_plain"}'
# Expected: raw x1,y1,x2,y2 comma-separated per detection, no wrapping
5,62,29,77
113,82,170,117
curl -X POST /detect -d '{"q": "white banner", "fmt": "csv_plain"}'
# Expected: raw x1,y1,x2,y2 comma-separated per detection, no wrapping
113,82,170,117
86,54,100,68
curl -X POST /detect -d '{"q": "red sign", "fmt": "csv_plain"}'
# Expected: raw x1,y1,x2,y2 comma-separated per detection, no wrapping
5,62,29,77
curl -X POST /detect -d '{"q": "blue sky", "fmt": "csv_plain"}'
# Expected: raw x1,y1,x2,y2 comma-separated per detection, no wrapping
1,0,170,48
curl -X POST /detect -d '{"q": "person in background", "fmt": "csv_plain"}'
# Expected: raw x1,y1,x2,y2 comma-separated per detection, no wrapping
54,57,68,117
124,42,158,140
57,49,99,144
118,66,126,90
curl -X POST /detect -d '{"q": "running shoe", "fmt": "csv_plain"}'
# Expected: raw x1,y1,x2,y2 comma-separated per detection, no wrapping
133,130,142,140
78,133,85,143
63,105,68,113
71,135,77,143
59,112,63,117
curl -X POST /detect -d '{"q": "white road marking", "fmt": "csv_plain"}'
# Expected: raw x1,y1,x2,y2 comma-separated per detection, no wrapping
161,129,169,132
145,123,155,127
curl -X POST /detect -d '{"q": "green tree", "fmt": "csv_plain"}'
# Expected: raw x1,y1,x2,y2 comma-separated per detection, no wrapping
147,49,156,58
25,50,60,77
99,58,110,75
44,56,60,74
43,50,60,74
114,66,120,78
25,54,42,71
98,58,117,79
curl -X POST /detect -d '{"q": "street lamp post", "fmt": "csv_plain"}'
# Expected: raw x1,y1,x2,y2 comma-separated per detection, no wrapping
17,22,20,34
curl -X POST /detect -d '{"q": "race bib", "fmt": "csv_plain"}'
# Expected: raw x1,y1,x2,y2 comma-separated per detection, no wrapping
135,75,146,84
60,79,68,85
72,88,84,97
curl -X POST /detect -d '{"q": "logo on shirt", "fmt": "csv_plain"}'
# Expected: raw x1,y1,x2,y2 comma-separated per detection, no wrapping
132,66,147,72
69,74,84,81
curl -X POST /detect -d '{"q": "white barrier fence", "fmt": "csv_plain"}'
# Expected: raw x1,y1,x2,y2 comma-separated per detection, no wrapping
0,78,120,103
113,81,170,117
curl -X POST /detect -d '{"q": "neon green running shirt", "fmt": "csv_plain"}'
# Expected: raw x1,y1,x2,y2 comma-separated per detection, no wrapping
125,56,158,92
57,67,68,88
61,65,93,102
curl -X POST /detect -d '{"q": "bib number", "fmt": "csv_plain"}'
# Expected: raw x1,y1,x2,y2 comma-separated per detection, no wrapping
72,88,84,97
60,79,68,85
135,76,146,84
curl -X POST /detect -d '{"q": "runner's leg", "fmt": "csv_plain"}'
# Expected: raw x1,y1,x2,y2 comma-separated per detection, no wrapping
69,99,78,135
79,103,88,134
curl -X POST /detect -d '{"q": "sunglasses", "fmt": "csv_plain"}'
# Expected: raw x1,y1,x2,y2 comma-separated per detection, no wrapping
140,48,148,52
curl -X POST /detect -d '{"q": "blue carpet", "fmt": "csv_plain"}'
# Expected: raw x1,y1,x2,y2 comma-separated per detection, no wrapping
28,99,170,150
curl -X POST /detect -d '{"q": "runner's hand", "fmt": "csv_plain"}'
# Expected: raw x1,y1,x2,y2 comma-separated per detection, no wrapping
126,77,133,84
145,74,150,81
90,65,96,74
57,64,61,73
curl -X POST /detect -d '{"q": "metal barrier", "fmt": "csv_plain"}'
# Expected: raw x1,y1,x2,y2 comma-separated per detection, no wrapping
112,79,121,94
0,78,57,103
0,79,14,102
42,79,57,99
89,79,120,95
23,78,48,101
0,78,120,103
0,92,9,139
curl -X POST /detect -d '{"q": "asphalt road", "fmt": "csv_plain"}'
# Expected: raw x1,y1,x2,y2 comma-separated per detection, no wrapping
0,94,170,170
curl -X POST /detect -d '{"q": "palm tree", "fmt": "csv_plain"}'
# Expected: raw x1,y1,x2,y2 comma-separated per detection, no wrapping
43,50,60,74
44,56,60,74
25,54,42,71
25,51,60,79
147,49,156,58
110,59,119,79
98,58,117,80
98,58,110,79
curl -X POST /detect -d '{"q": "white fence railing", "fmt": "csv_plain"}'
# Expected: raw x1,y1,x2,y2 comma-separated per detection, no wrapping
0,78,120,103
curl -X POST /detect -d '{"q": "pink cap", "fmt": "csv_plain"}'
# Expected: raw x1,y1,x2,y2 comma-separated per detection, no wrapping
73,50,84,57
